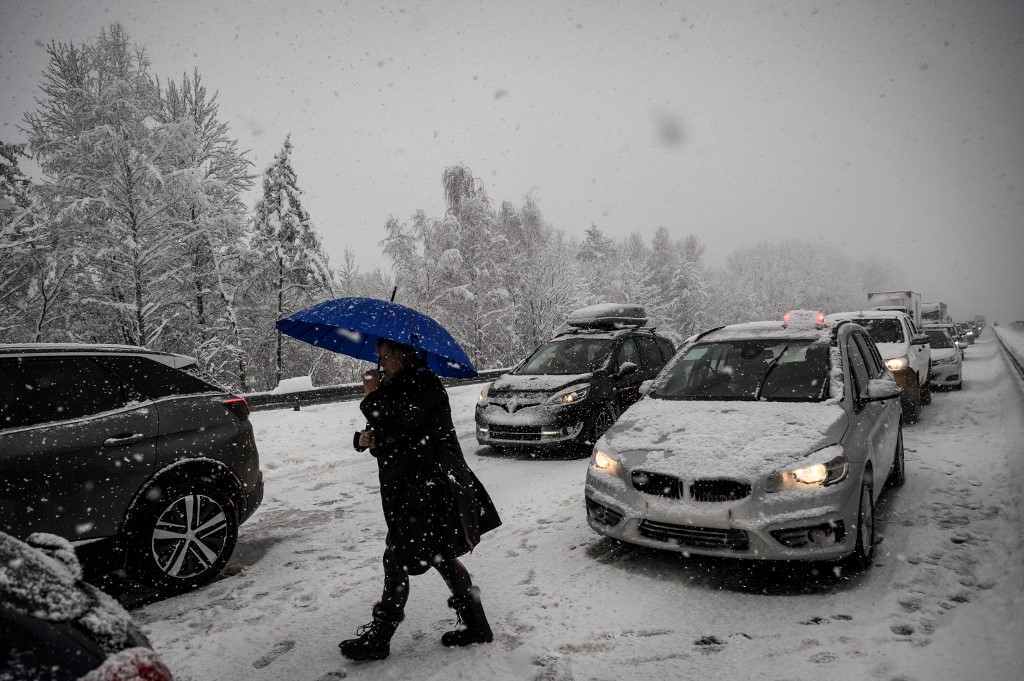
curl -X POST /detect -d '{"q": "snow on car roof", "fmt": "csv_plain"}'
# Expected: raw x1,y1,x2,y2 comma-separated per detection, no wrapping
827,310,907,320
566,303,648,328
700,320,831,343
0,343,196,368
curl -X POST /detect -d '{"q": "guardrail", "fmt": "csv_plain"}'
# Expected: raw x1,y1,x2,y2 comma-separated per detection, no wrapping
993,326,1024,382
244,367,511,412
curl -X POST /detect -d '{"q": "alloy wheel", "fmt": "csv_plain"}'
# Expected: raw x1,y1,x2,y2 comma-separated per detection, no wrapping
151,493,231,580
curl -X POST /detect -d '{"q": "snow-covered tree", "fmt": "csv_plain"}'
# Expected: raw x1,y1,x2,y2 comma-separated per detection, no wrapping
158,69,255,388
250,135,334,387
25,24,183,346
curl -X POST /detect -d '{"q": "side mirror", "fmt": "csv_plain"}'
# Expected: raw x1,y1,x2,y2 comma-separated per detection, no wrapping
860,378,901,404
617,361,639,378
639,379,654,396
912,334,930,346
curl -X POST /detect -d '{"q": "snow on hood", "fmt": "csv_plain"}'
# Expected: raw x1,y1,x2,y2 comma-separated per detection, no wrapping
0,532,142,654
491,372,592,392
601,397,848,480
873,342,908,360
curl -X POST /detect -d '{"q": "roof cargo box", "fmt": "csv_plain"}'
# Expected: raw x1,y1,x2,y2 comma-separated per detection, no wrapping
566,303,648,329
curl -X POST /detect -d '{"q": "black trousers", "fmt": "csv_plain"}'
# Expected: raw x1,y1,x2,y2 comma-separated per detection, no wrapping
381,545,472,612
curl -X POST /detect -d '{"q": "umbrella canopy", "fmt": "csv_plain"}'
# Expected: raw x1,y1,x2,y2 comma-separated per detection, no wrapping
276,297,477,378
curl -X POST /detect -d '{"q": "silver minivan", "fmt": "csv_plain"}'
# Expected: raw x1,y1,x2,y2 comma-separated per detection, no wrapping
585,313,903,568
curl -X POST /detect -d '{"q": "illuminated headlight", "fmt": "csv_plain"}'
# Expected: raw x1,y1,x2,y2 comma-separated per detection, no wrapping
767,446,848,492
547,383,590,405
592,448,620,477
885,356,909,372
478,383,490,404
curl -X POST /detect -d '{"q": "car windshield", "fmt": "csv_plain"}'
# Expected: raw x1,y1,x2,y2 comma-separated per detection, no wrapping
850,318,904,344
926,330,955,349
651,340,829,401
516,338,614,375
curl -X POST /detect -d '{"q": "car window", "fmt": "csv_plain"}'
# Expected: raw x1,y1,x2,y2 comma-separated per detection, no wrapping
853,333,885,378
850,318,905,344
0,357,136,430
926,330,954,349
616,338,639,369
634,335,663,371
652,340,828,401
96,356,221,398
846,337,870,398
656,336,675,361
516,338,614,375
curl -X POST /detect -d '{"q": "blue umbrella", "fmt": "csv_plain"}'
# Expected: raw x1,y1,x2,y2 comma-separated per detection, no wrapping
276,297,477,378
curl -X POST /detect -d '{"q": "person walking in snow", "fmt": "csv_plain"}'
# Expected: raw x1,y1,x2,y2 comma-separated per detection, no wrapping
339,337,501,661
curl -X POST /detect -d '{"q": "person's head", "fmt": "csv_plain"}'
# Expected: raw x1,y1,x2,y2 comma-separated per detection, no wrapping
375,338,421,381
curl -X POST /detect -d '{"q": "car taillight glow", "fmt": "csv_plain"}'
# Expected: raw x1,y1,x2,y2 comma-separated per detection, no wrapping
225,397,250,420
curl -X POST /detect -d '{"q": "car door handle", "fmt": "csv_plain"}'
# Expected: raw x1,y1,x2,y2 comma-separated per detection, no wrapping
103,433,145,447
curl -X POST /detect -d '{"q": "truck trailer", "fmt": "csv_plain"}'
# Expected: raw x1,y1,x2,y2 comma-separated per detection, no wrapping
921,302,949,325
867,290,922,328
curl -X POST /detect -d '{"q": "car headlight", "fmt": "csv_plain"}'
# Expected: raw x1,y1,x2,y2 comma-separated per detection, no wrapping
547,383,590,405
478,383,490,404
885,356,909,372
766,446,848,492
592,448,620,477
931,355,958,366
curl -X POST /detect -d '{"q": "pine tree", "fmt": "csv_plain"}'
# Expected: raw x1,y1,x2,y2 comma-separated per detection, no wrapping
159,69,255,388
24,24,183,346
250,135,334,387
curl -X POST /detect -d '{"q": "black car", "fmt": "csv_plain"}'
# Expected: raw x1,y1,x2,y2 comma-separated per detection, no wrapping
0,343,264,595
0,531,173,681
475,304,675,452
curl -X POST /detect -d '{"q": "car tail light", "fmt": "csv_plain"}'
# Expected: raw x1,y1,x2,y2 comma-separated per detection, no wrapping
80,648,173,681
224,397,250,420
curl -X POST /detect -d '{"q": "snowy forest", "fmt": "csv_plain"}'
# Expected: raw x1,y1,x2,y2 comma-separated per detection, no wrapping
0,24,895,392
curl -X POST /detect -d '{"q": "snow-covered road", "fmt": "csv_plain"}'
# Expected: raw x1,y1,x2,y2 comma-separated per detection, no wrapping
135,330,1024,681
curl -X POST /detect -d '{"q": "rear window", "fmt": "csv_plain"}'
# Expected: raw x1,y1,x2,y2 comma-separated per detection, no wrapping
96,356,222,399
926,330,954,349
850,318,905,344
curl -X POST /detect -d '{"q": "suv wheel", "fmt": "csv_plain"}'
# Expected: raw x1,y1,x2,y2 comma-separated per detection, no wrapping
920,380,932,406
126,480,239,594
903,381,922,424
886,426,905,488
845,478,875,571
587,405,616,447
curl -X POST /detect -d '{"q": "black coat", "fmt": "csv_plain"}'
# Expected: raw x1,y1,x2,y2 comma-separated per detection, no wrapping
356,365,500,574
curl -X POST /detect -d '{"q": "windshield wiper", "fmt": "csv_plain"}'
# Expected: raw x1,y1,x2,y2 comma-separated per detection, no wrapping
754,345,788,400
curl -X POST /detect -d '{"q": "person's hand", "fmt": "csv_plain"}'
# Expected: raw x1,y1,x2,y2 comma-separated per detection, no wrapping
362,369,381,394
358,429,375,448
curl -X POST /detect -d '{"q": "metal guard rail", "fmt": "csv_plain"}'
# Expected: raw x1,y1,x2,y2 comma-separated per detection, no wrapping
244,368,511,412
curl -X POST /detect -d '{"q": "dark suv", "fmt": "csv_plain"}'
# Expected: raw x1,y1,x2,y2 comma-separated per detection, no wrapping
475,304,675,452
0,344,264,595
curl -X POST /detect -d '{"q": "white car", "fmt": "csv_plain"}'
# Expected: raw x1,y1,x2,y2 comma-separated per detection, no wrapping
826,310,931,422
925,327,963,389
585,312,903,567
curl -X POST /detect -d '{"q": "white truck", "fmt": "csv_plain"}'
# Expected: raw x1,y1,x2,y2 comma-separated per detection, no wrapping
921,301,949,325
867,290,922,328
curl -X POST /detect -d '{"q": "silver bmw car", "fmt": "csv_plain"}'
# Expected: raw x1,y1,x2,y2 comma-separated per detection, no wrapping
584,312,904,567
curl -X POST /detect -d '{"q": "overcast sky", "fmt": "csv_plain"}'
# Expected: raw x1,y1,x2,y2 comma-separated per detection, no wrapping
3,0,1023,322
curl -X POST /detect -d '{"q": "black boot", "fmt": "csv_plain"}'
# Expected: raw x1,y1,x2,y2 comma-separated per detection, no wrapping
441,586,493,647
339,602,404,661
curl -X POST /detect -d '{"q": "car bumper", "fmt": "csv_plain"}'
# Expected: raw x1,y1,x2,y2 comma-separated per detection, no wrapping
584,465,862,561
475,403,589,448
929,362,962,386
239,471,264,524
